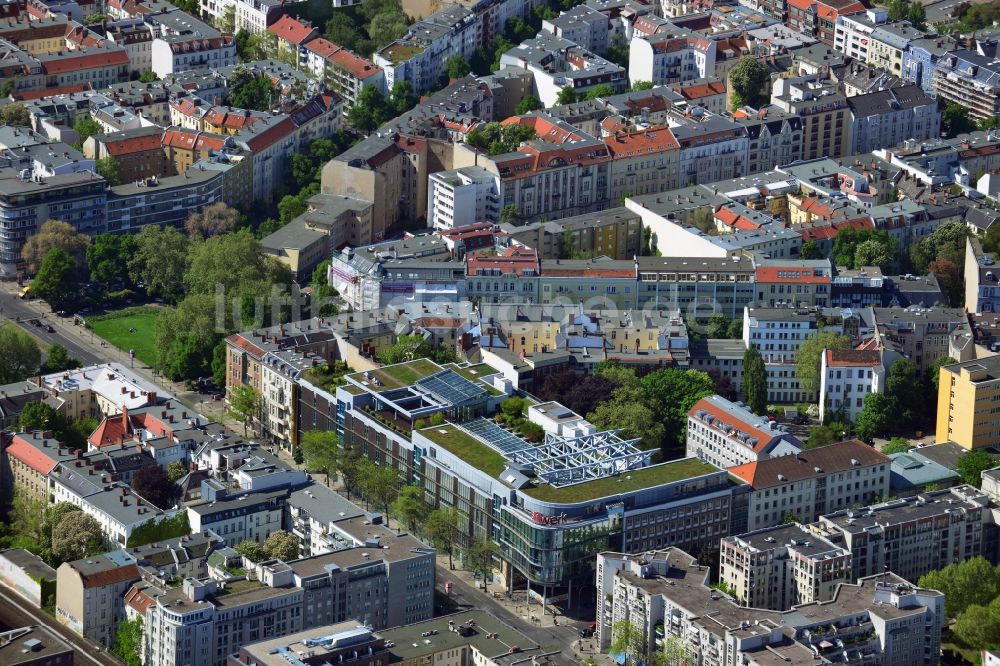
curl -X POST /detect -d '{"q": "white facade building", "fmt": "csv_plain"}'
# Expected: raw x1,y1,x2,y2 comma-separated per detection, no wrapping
628,33,715,86
427,166,500,230
686,394,803,470
819,348,886,422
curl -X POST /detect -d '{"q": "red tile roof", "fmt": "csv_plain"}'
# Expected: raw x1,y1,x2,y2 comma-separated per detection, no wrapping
755,266,831,284
675,80,727,100
689,397,781,453
825,348,881,367
103,132,163,156
305,38,382,79
41,49,129,75
268,15,317,46
467,246,539,277
162,128,228,152
77,562,141,589
729,439,889,488
603,126,679,159
6,435,58,475
242,117,295,152
13,82,92,100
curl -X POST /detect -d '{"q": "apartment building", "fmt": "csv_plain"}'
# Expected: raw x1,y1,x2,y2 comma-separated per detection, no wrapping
628,32,716,86
1,432,77,503
732,106,804,176
833,9,884,60
303,38,385,110
815,485,990,584
186,489,286,548
685,394,803,470
729,439,891,530
847,84,940,155
56,551,140,648
771,76,851,161
872,306,971,373
597,548,944,666
461,113,612,223
149,10,237,77
719,523,850,610
427,166,500,230
337,359,735,590
500,35,627,106
933,49,1000,122
819,348,886,422
541,4,612,54
604,125,681,202
671,114,749,186
105,168,227,233
83,126,167,184
902,35,953,94
743,307,824,403
288,523,435,630
965,236,1000,315
374,5,480,94
267,16,318,67
936,355,1000,450
787,0,866,46
504,207,643,260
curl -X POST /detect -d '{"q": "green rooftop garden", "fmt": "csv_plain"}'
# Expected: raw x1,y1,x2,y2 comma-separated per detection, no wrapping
346,358,442,390
382,42,424,63
302,361,350,393
420,424,507,477
521,458,719,503
444,362,504,395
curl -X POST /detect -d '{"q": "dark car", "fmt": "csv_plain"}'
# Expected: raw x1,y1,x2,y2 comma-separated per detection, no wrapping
580,628,594,638
45,324,54,333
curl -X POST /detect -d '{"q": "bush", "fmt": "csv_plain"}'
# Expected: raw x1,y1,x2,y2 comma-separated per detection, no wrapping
126,513,190,547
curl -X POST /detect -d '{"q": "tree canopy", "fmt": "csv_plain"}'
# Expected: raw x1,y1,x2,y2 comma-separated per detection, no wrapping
0,324,40,384
956,449,997,488
728,56,770,109
21,219,89,274
228,67,277,111
795,331,850,395
263,530,299,561
466,122,538,155
32,247,79,311
743,344,767,416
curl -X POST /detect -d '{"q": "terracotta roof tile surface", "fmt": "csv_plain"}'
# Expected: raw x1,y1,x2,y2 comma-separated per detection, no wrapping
729,439,889,488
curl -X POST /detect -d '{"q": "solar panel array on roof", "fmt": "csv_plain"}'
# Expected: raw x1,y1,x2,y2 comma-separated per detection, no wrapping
415,370,487,405
465,418,531,455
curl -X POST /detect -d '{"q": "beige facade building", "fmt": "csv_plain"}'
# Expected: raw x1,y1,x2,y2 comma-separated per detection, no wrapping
936,355,1000,450
719,523,851,610
56,552,140,649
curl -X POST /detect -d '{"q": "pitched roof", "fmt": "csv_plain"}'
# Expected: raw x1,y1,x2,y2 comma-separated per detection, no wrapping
729,439,889,489
101,130,163,156
5,434,60,475
267,15,317,46
755,265,831,284
161,127,228,152
688,395,797,454
40,50,129,75
603,126,679,159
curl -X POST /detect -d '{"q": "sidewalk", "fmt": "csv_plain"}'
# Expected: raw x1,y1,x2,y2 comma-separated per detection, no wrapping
3,284,236,428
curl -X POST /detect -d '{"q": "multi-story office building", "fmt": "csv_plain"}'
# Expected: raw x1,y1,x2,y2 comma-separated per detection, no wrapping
819,348,887,422
936,355,1000,450
336,359,737,591
228,622,387,666
719,523,851,610
685,394,803,470
729,439,891,530
597,548,944,666
814,485,990,584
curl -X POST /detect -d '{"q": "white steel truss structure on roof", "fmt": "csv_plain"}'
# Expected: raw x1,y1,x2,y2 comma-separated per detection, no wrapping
464,418,653,487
